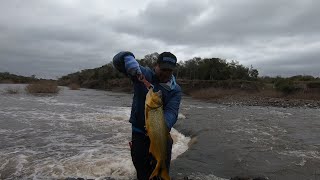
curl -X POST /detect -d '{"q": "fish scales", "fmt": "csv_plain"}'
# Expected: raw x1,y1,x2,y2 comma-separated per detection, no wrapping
145,88,171,180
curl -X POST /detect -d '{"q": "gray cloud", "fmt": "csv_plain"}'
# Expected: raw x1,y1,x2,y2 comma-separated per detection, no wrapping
113,0,320,45
254,45,320,77
0,0,319,78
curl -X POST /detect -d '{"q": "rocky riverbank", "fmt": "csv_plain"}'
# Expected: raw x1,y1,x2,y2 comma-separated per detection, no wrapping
201,95,320,108
109,87,320,108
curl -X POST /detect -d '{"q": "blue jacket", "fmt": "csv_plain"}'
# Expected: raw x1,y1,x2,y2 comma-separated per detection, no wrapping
113,51,182,134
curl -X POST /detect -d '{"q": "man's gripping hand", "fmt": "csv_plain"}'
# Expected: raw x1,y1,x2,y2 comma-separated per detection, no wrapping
124,55,142,76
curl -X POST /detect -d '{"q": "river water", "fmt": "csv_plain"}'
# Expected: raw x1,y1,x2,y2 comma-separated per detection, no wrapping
0,84,190,179
0,84,320,180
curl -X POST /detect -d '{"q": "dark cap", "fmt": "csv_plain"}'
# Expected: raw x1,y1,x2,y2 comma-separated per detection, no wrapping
157,52,177,70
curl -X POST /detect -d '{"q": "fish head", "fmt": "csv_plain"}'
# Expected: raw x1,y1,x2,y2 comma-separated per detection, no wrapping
146,88,163,108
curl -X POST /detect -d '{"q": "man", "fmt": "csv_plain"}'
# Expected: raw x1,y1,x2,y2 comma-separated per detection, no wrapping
113,51,182,180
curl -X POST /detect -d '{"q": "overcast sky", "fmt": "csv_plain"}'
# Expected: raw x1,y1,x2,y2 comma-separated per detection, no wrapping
0,0,319,79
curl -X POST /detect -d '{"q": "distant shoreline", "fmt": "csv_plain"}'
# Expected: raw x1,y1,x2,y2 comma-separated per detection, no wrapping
197,94,320,109
1,82,319,108
104,87,320,109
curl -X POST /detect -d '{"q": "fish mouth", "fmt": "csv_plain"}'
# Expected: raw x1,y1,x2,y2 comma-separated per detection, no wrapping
149,87,162,95
146,88,163,108
155,89,162,96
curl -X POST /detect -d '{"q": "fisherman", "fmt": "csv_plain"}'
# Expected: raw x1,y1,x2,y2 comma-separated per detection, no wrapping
112,51,182,180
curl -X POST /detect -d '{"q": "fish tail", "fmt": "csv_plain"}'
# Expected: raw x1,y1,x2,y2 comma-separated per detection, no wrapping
149,161,161,180
160,165,170,180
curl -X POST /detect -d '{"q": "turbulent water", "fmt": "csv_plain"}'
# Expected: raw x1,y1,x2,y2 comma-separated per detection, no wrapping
0,84,190,179
172,98,320,180
1,84,320,180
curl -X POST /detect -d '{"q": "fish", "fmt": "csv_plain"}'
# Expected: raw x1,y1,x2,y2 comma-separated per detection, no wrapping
145,87,171,180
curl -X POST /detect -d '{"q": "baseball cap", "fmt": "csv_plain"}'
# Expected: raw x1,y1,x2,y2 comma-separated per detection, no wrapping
157,52,177,70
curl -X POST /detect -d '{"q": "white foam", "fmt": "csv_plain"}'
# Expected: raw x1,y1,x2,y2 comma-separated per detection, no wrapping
0,129,12,133
250,137,258,143
0,159,9,172
269,110,292,118
35,97,86,107
231,118,241,123
296,158,307,166
13,154,29,177
279,150,320,160
4,105,131,126
178,113,186,119
208,106,218,109
30,147,136,180
271,125,287,133
171,128,191,160
261,132,271,136
186,172,228,180
226,128,258,135
188,105,204,109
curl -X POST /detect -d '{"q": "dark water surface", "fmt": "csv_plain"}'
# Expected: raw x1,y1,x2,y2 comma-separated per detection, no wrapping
172,97,320,180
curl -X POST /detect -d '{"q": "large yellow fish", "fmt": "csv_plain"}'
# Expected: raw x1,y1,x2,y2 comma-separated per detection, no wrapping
145,88,171,180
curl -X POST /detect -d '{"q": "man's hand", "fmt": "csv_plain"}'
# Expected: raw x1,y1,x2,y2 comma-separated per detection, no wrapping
124,55,142,76
137,74,153,89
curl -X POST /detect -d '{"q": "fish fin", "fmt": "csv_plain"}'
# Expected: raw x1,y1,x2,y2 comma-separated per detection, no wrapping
160,166,170,180
149,161,161,180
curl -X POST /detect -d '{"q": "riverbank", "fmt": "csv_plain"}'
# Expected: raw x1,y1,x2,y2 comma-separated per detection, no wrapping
196,94,320,109
101,78,320,109
184,83,320,108
3,77,320,109
108,86,320,109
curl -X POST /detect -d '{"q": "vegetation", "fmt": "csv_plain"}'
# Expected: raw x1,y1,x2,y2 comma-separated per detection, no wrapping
25,81,60,94
306,81,320,89
58,63,125,90
273,79,299,95
57,53,260,90
69,83,80,90
56,52,320,100
0,72,57,84
176,58,258,80
0,72,35,83
2,52,319,100
189,87,239,99
4,87,20,94
1,72,61,94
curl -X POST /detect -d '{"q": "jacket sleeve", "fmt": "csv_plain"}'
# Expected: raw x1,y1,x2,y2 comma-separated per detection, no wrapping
112,51,135,75
164,90,182,130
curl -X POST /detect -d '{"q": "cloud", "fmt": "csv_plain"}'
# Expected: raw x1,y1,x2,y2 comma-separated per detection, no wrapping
0,0,319,78
113,0,320,45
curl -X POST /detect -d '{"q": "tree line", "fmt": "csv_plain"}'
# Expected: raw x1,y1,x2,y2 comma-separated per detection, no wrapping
0,72,36,83
56,52,320,94
57,52,260,87
1,53,319,94
0,72,58,84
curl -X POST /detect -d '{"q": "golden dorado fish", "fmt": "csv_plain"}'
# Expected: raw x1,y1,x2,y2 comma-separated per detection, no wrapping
145,88,171,180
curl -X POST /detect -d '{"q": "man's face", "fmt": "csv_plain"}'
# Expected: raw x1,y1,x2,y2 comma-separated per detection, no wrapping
155,64,173,83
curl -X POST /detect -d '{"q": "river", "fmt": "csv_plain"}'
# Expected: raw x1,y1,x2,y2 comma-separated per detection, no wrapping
0,84,319,180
